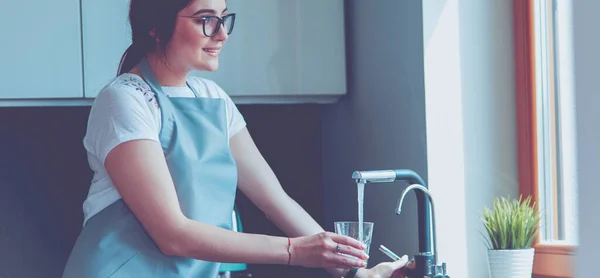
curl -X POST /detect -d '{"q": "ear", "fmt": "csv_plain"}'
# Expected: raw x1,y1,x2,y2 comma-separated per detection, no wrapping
149,28,159,42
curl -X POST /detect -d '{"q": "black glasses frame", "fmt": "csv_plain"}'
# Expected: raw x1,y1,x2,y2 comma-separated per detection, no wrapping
181,13,236,37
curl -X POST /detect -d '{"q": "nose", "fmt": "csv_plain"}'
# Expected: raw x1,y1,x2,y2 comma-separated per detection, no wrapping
212,23,229,41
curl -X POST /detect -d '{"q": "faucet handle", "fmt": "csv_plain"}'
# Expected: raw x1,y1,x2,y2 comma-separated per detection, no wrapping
431,262,449,278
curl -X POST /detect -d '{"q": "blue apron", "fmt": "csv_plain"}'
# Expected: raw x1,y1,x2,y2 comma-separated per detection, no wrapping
63,58,238,278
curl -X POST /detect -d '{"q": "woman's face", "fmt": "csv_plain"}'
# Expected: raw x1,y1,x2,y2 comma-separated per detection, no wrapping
165,0,230,72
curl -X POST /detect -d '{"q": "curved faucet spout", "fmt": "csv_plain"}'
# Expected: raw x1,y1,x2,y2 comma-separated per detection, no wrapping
352,170,433,257
396,184,438,267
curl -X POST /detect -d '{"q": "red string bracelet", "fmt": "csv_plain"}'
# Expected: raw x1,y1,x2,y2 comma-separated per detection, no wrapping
287,237,292,265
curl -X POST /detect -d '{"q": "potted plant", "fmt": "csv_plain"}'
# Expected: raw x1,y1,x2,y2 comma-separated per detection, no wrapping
480,195,540,278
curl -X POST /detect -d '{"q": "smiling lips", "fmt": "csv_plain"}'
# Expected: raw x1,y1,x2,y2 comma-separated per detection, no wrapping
203,48,221,57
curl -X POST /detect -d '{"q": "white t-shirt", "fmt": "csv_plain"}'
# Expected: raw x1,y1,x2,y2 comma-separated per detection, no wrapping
81,73,246,225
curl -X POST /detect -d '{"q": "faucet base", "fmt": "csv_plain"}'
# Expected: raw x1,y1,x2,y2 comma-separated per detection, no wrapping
405,253,434,278
405,252,449,278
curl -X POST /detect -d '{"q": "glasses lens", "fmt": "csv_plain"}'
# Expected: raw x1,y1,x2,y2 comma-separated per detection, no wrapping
223,14,235,35
204,17,220,36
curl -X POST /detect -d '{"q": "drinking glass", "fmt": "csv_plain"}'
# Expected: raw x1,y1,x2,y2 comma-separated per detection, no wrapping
334,221,374,266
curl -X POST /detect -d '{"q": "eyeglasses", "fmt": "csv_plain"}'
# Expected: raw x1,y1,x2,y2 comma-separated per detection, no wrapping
181,13,236,37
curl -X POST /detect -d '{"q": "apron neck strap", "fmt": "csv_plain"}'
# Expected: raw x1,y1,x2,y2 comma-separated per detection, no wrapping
138,57,201,98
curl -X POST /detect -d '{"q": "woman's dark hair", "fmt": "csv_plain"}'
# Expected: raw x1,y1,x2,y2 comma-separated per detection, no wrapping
117,0,191,75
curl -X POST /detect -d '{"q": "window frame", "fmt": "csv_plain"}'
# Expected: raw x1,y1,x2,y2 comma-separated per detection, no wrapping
513,0,575,277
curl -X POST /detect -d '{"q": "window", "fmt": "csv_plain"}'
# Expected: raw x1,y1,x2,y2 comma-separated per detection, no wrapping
533,0,578,247
514,0,576,277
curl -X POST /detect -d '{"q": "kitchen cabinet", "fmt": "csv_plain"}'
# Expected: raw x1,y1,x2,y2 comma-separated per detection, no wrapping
0,0,83,99
0,0,346,105
81,0,132,98
192,0,347,103
81,0,346,103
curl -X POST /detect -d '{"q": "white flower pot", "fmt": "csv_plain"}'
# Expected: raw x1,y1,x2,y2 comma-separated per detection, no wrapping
487,248,535,278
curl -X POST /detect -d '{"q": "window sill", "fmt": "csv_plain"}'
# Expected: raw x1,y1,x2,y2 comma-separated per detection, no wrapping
533,243,575,278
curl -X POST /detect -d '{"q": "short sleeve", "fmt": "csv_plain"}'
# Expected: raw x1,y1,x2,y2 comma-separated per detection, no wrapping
219,88,247,138
83,82,161,164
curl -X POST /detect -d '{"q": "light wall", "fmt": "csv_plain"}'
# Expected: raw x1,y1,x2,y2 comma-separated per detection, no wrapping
572,0,600,276
323,1,519,276
423,0,518,277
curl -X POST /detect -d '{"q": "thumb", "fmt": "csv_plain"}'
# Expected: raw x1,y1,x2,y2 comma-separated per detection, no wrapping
390,255,410,269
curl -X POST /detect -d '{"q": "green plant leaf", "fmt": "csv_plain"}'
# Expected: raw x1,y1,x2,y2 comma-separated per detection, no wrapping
479,195,540,250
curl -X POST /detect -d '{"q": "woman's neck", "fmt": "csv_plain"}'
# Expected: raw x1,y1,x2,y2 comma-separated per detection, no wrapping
137,52,189,87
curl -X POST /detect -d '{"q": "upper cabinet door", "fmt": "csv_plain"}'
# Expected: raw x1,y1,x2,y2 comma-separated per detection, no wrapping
0,0,83,99
192,0,347,99
82,0,346,102
81,0,131,98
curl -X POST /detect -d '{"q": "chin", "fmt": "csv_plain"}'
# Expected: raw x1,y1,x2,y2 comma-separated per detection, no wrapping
206,64,219,72
195,61,219,72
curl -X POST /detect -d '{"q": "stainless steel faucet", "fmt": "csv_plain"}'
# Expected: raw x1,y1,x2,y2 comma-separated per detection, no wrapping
352,169,449,278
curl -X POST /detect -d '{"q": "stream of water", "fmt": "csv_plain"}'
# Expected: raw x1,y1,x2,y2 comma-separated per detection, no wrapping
357,182,365,243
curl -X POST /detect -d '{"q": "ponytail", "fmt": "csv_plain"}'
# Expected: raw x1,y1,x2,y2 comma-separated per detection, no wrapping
118,0,190,75
117,42,145,76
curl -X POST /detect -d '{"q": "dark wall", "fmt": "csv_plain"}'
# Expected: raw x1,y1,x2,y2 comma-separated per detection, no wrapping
0,104,327,278
235,105,328,278
0,107,91,278
322,0,427,268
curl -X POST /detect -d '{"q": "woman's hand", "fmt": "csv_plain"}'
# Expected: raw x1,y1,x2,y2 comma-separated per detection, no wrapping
356,255,415,278
389,258,416,278
289,232,369,269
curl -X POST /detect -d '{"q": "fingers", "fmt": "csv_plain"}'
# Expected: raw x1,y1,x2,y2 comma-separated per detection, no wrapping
326,252,366,269
390,256,413,278
326,232,369,269
310,232,370,269
390,255,409,269
330,232,366,250
337,243,369,261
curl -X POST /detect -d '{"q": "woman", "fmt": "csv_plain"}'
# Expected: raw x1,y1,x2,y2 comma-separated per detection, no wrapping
63,0,411,277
